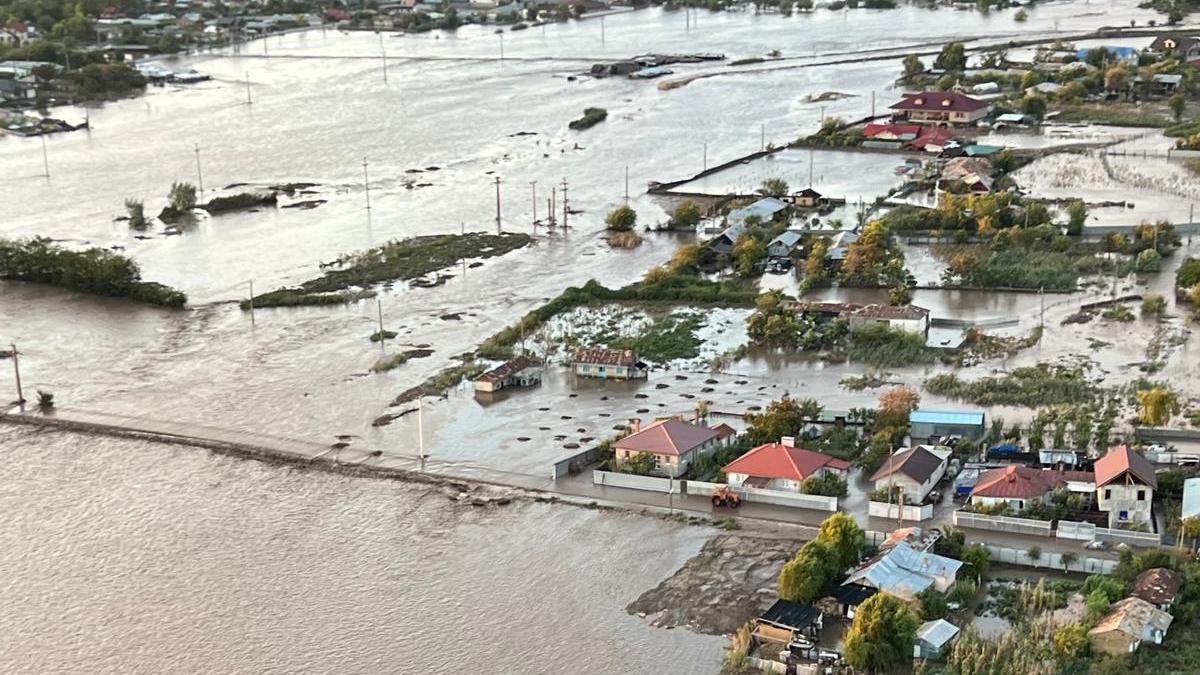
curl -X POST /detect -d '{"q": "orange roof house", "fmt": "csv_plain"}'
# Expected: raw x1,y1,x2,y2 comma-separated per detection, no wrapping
613,419,722,477
723,440,849,491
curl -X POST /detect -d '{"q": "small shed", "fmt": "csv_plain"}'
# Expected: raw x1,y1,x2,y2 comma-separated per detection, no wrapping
789,188,828,209
766,230,804,258
753,599,824,648
909,409,985,443
832,583,877,619
914,619,960,659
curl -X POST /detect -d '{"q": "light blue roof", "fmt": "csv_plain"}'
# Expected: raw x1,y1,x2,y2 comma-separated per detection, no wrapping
910,409,984,426
844,542,963,602
918,619,960,648
730,197,789,223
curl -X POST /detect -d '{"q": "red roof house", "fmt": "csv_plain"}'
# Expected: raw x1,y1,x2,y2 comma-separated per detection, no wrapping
1095,445,1157,528
863,123,923,141
614,419,722,477
970,465,1095,510
723,440,849,491
891,91,991,126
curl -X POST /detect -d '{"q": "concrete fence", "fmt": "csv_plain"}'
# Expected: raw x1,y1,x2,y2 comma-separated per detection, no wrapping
592,470,674,492
1095,527,1161,548
868,501,934,522
690,480,838,511
953,511,1054,537
983,544,1116,575
1056,520,1097,542
551,447,602,479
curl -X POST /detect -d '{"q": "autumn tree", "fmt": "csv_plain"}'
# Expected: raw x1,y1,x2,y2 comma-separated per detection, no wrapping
843,594,919,674
732,234,766,277
878,385,920,428
840,220,894,286
1137,386,1179,426
1104,65,1130,93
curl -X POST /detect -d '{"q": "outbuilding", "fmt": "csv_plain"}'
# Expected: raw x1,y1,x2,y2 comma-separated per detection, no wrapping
914,619,960,659
909,409,985,443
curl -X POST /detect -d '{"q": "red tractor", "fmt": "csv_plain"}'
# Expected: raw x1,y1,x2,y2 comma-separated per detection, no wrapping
711,485,741,509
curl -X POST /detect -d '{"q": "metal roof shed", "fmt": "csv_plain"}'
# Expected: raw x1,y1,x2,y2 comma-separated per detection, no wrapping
909,409,985,441
915,619,960,659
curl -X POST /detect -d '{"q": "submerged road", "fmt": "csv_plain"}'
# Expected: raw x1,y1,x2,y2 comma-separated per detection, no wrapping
0,405,1121,566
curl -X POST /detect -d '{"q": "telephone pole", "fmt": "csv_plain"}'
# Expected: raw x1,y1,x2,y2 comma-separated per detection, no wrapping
248,280,256,326
529,180,538,225
495,176,503,232
380,33,388,85
9,343,23,405
624,165,629,203
245,72,252,105
702,142,707,172
560,178,569,228
550,187,557,227
363,158,372,212
194,143,204,198
376,298,386,348
40,135,49,178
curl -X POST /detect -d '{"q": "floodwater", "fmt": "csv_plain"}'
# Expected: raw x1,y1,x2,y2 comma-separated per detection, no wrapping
0,426,720,674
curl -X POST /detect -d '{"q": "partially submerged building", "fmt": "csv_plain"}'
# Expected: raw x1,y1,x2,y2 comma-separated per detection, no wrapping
571,347,647,380
909,409,985,443
889,91,991,126
473,354,543,393
846,304,930,338
722,438,850,492
914,618,960,660
613,418,723,477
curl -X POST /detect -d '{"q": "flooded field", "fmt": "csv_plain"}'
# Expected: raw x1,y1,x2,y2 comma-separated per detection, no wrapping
0,426,721,674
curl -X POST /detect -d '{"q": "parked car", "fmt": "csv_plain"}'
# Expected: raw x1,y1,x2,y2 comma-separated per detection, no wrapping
1084,540,1109,551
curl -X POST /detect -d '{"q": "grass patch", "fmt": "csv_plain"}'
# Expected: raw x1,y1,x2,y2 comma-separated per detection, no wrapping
370,348,433,373
244,232,532,309
203,192,277,214
369,329,398,342
1053,104,1172,128
925,363,1100,407
847,323,937,368
609,312,704,362
1165,120,1200,139
949,246,1112,291
569,107,607,131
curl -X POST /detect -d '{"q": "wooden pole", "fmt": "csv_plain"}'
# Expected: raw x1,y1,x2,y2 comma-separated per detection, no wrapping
245,72,252,105
40,136,49,178
376,298,385,347
248,280,256,326
380,33,388,85
494,176,502,232
561,178,568,229
194,143,204,198
417,397,426,470
10,343,24,405
530,180,537,225
363,158,371,211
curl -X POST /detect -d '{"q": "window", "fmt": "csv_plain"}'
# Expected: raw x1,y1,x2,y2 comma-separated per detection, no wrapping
1104,489,1111,500
1137,490,1146,501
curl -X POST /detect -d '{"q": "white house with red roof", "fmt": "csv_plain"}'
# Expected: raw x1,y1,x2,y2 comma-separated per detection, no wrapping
1095,445,1157,528
722,437,849,492
614,418,723,477
969,465,1095,511
890,91,991,126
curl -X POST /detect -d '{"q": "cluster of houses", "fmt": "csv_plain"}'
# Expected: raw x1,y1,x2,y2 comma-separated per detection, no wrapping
1089,567,1179,655
358,0,607,29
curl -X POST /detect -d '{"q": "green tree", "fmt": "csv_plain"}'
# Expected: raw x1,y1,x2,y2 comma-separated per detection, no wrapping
622,451,657,476
778,540,836,602
1014,7,1028,21
1065,199,1087,235
744,393,823,445
1137,387,1179,426
124,198,147,230
1168,93,1185,122
1021,93,1047,118
757,177,789,198
916,587,949,620
605,205,637,232
901,54,924,83
732,234,766,277
169,182,197,212
961,544,990,581
843,594,919,674
1026,545,1042,566
817,512,866,571
672,200,701,229
934,42,967,71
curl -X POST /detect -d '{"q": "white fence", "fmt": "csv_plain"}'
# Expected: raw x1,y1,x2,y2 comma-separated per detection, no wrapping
689,480,838,511
1056,520,1097,542
953,511,1054,537
1095,527,1161,548
592,470,674,492
868,501,934,522
983,544,1117,575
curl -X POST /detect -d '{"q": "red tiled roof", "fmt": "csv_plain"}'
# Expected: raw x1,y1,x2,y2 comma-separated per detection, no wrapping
1095,445,1158,489
475,354,540,383
890,91,989,113
615,420,719,457
573,346,637,367
723,443,850,482
863,123,923,139
972,465,1058,499
1133,567,1183,605
909,128,956,150
712,423,737,440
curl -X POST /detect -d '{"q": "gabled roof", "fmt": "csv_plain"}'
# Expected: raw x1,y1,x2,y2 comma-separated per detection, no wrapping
723,443,850,482
794,187,824,198
850,304,929,321
972,465,1061,499
475,354,541,383
1150,35,1199,53
711,423,737,440
730,197,789,223
1133,568,1183,606
870,446,945,485
757,599,822,631
615,419,719,457
832,583,877,606
890,91,988,113
1094,445,1157,489
768,230,804,249
917,619,960,649
573,346,636,367
1089,596,1173,641
844,542,962,602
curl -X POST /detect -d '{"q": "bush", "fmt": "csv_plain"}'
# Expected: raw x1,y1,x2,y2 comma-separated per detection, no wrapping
672,200,702,229
605,205,637,232
568,107,607,130
1177,258,1200,289
847,324,935,368
1142,294,1167,317
203,192,278,214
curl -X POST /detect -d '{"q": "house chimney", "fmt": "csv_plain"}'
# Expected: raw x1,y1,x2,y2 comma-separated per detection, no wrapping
1006,465,1017,483
630,418,641,434
781,436,795,448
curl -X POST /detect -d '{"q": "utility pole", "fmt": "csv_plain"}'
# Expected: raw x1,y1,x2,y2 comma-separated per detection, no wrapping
380,33,388,85
363,158,371,212
808,149,814,189
494,176,502,232
624,165,629,203
376,298,386,348
871,90,876,117
40,135,49,178
9,343,24,405
245,71,252,105
601,15,605,44
561,178,569,228
194,143,204,199
499,32,504,61
702,142,707,173
248,280,256,325
529,181,538,225
417,397,426,470
550,187,557,227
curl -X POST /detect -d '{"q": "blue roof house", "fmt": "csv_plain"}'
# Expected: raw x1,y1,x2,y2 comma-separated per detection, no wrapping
909,409,985,442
